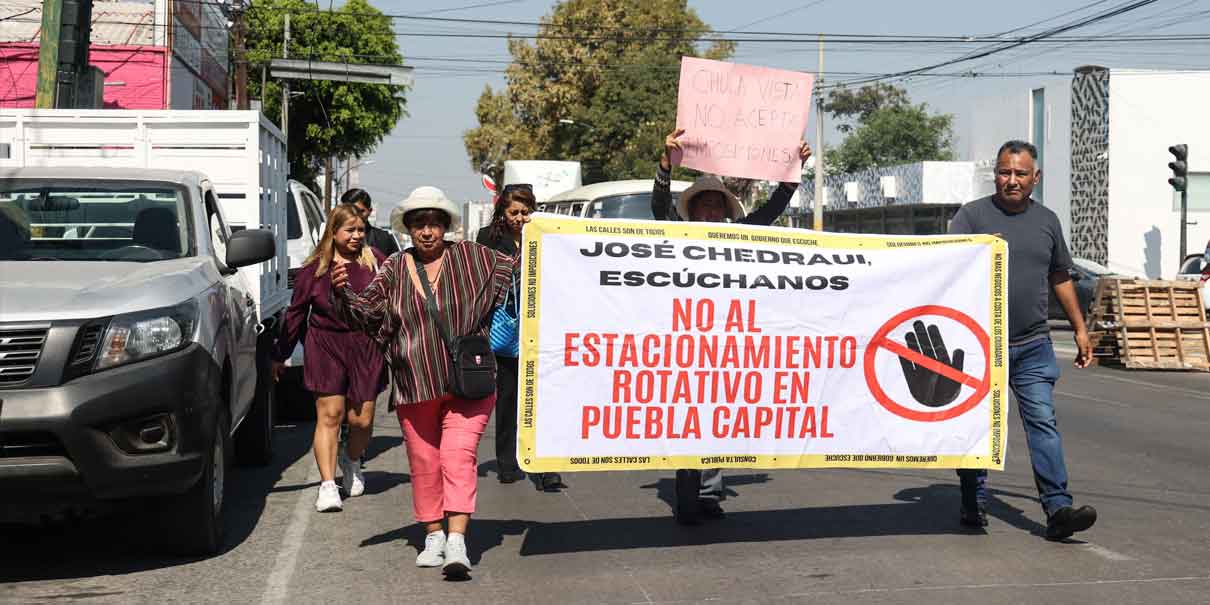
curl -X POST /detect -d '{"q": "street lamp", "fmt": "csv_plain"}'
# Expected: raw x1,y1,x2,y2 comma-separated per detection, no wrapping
335,158,375,195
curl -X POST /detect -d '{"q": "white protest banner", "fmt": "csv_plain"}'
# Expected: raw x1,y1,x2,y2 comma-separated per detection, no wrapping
673,57,815,183
517,215,1008,472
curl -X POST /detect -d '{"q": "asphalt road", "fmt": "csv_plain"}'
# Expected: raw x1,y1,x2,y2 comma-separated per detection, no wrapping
3,344,1209,604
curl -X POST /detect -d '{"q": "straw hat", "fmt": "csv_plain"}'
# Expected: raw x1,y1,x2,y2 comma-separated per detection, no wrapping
390,186,461,233
677,175,744,221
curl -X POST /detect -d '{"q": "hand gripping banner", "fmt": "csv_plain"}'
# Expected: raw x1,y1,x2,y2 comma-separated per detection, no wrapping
517,215,1008,472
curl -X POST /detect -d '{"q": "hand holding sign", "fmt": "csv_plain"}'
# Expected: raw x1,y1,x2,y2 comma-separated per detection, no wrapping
897,321,966,408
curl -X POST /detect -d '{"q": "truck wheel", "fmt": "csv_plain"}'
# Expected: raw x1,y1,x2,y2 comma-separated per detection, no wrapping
236,340,275,466
167,410,227,556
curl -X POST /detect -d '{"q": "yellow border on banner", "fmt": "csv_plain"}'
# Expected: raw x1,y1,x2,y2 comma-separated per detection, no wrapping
517,215,1009,473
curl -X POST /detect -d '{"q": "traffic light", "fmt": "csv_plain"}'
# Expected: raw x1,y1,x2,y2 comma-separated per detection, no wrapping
1168,144,1188,192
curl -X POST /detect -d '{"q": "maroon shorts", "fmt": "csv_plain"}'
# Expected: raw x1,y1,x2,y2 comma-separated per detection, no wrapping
303,326,385,403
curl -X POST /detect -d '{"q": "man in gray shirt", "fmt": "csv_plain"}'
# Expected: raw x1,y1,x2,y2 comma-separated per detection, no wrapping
947,140,1097,541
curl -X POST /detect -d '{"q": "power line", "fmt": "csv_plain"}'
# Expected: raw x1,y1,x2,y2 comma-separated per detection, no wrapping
824,0,1161,90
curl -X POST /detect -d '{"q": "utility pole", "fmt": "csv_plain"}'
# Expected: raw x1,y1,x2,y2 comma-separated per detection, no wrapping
281,13,290,137
232,1,249,110
812,34,825,231
35,0,93,108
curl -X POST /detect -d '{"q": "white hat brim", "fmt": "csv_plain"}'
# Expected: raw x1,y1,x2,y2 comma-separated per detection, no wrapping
677,177,744,221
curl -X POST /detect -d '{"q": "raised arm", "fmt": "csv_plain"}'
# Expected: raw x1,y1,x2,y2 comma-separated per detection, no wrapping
743,142,812,226
652,128,685,221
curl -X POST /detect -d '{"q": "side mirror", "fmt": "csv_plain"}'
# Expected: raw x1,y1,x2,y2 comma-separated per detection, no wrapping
226,228,276,268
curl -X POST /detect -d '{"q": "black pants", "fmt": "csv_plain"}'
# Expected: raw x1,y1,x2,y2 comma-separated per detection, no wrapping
494,355,520,474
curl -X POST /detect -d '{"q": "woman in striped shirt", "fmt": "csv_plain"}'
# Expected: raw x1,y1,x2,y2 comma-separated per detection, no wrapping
332,186,513,580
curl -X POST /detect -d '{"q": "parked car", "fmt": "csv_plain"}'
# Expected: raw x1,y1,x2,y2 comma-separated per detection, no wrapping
542,179,693,220
1176,243,1210,311
1047,257,1126,321
0,110,288,556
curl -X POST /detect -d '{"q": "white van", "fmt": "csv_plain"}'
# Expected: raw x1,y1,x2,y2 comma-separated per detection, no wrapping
542,179,692,220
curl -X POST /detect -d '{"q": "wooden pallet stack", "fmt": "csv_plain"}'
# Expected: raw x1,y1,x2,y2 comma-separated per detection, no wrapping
1086,278,1210,371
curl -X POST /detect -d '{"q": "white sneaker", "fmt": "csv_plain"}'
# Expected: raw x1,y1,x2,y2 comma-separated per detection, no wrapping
315,481,342,512
442,533,471,577
339,449,365,497
416,530,446,568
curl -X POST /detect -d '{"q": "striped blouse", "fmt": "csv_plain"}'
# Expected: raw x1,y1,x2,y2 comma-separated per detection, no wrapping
333,240,514,406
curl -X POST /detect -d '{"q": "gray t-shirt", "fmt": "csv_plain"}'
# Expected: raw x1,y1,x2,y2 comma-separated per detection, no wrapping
948,196,1073,344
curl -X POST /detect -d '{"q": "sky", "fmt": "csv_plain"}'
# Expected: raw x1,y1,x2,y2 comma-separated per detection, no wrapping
356,0,1210,221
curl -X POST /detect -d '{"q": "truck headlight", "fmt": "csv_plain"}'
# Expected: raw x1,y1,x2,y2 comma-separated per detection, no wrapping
96,300,198,371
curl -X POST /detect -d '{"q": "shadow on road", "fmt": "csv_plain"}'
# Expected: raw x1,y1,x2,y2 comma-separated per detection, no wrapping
893,482,1048,537
0,421,314,582
638,473,773,507
360,481,987,563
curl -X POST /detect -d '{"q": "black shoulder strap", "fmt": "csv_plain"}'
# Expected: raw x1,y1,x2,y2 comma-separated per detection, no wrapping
412,250,454,349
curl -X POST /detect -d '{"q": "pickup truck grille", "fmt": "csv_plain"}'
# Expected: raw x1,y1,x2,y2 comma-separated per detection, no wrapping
0,327,48,385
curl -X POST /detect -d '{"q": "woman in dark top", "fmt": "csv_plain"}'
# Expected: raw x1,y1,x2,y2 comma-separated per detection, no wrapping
475,185,565,492
273,204,386,513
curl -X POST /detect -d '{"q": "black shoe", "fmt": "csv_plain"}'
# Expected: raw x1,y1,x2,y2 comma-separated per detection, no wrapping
538,472,565,492
1046,505,1097,541
698,499,725,520
959,506,988,527
498,469,525,484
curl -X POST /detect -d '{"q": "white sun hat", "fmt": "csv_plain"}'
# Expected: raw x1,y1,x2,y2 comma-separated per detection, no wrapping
676,175,744,221
391,186,462,233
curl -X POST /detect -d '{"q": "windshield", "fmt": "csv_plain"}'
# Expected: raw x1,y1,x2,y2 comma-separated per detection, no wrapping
0,180,192,262
1072,257,1113,276
594,193,656,220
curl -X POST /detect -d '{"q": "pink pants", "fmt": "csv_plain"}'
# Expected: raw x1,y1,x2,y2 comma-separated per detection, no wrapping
396,393,495,523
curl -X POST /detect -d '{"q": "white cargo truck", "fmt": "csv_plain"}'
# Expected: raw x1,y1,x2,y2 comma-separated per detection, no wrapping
0,109,288,555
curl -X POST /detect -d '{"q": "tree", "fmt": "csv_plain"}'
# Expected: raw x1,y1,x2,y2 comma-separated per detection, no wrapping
824,84,953,174
245,0,407,197
464,0,733,184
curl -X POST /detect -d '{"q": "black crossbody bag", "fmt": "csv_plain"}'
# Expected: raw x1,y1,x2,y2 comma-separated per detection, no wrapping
413,252,497,400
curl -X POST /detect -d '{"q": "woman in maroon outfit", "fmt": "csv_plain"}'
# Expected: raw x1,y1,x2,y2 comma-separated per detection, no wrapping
273,204,386,512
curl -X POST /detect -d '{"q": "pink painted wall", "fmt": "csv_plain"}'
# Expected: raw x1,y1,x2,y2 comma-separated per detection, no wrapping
0,44,168,109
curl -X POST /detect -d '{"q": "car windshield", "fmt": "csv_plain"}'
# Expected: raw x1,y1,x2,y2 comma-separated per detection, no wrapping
1072,258,1113,276
0,180,191,262
593,192,683,220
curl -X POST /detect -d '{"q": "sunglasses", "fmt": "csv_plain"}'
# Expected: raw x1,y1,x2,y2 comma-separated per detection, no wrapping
501,183,534,194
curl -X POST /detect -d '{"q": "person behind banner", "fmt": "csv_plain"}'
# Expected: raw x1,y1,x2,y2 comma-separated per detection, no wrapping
948,139,1097,541
342,188,401,257
272,204,386,513
652,127,812,525
331,186,514,579
475,184,567,492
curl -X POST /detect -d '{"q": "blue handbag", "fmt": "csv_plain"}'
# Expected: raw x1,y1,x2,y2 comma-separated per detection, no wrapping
490,272,520,357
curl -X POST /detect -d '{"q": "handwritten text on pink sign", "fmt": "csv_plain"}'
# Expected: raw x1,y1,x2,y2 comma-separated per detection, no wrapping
675,58,814,183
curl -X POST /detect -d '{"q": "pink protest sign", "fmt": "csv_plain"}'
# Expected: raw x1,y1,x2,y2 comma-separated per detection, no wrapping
674,57,814,183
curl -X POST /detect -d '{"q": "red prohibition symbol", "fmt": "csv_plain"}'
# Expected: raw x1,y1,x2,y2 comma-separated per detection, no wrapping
863,305,991,422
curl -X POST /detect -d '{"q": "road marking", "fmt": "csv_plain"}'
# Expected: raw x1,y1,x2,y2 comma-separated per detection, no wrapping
634,575,1210,604
1088,373,1210,401
260,460,320,605
1083,544,1135,561
1055,389,1130,408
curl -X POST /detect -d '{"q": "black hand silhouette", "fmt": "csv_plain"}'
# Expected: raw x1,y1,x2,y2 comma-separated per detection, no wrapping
897,320,965,407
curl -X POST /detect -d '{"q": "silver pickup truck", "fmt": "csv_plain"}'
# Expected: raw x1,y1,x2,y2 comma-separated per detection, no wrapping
0,168,278,555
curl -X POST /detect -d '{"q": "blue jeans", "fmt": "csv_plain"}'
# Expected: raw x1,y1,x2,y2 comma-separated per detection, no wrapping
958,337,1073,517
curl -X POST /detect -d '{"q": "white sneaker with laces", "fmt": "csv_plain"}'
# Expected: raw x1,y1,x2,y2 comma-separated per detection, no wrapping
315,481,342,512
339,449,365,497
416,531,446,568
442,533,471,577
